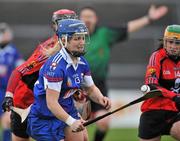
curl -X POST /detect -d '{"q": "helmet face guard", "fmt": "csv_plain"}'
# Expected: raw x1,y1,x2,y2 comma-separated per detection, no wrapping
163,25,180,57
57,19,89,57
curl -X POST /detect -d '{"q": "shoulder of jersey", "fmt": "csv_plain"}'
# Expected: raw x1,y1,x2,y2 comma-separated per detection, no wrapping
46,52,66,71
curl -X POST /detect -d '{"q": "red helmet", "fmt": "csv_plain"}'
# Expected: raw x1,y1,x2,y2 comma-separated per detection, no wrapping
52,9,77,24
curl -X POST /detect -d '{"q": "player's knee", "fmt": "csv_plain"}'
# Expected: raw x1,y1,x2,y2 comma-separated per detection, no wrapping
170,121,180,139
94,110,110,130
96,118,109,130
97,117,109,125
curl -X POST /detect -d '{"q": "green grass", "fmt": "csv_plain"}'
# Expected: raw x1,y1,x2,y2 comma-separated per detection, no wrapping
87,125,175,141
0,125,175,141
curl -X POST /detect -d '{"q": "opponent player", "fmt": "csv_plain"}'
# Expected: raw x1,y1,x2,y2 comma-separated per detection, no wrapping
139,25,180,141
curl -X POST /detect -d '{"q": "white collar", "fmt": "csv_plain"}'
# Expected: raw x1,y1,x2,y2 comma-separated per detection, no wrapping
60,47,85,70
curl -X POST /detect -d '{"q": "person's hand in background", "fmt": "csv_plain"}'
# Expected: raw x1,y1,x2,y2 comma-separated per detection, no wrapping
148,5,168,21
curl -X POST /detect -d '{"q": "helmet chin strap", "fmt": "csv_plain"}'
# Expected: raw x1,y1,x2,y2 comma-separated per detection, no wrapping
65,48,86,57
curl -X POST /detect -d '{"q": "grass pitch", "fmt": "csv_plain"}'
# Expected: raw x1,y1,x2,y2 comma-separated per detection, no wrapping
0,125,175,141
87,125,175,141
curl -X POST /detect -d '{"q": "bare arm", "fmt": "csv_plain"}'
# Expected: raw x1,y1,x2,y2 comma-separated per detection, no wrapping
46,88,70,122
86,85,103,103
46,88,85,132
85,85,111,110
128,5,168,32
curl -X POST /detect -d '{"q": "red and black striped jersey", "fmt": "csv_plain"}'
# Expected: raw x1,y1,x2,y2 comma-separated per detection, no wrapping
6,35,59,108
141,48,180,112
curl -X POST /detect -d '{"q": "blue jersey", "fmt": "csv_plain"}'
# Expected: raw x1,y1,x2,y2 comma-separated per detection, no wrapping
0,43,23,90
31,47,94,118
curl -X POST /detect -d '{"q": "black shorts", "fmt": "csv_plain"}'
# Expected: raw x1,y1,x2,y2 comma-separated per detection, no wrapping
91,78,108,112
138,110,180,139
11,110,29,138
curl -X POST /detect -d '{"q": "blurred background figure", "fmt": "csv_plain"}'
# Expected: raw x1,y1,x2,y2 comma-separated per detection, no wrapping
79,5,168,141
0,23,24,141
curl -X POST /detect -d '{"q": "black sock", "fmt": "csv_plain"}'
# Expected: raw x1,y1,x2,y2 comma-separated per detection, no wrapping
94,129,107,141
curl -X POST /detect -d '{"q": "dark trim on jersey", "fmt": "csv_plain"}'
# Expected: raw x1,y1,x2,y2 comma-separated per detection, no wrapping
21,71,39,91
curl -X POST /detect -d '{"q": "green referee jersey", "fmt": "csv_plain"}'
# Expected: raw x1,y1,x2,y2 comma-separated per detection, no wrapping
84,26,128,79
